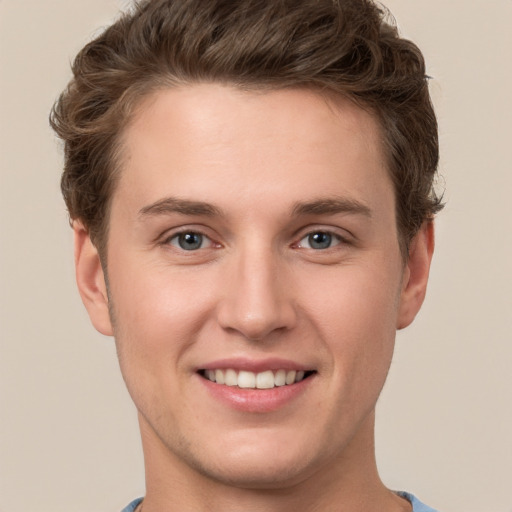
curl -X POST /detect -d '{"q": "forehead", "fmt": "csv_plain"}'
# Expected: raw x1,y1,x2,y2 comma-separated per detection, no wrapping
124,84,383,158
114,84,391,220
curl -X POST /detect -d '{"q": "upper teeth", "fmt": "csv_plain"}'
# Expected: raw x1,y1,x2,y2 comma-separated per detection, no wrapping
204,369,306,389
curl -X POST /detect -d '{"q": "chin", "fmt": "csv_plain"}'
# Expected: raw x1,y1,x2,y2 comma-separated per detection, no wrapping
173,432,325,490
194,456,315,490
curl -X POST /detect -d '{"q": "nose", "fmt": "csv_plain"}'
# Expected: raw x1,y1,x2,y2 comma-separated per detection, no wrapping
216,246,297,341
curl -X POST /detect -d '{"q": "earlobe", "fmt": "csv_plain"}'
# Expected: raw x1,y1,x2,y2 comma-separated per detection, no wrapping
73,221,114,336
397,221,435,330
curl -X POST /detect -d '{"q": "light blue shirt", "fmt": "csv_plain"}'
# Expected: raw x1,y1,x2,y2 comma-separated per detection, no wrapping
397,491,440,512
121,498,142,512
122,492,439,511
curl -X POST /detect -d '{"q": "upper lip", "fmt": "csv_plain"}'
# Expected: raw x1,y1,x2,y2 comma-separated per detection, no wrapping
197,357,314,373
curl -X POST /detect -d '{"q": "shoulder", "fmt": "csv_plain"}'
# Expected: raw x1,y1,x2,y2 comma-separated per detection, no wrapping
397,491,440,512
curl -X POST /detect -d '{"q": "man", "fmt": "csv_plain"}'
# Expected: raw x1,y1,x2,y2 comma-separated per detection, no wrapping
50,0,443,510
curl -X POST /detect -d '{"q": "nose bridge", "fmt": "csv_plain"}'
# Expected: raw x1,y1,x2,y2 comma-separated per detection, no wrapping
217,238,295,340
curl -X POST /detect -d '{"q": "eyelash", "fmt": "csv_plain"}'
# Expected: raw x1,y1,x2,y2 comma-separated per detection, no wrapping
161,228,349,253
162,230,217,251
295,231,344,250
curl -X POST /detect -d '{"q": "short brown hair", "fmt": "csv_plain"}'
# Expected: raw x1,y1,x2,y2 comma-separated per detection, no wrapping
50,0,443,257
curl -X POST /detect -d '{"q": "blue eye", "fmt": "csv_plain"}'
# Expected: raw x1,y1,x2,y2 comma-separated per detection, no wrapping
169,232,209,251
300,231,340,250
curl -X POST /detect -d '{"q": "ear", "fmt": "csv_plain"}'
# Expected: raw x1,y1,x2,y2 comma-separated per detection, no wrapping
397,221,435,330
73,221,114,336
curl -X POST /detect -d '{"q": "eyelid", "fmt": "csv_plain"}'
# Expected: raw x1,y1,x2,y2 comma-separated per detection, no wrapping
297,231,342,250
293,225,352,247
168,232,213,250
159,226,221,249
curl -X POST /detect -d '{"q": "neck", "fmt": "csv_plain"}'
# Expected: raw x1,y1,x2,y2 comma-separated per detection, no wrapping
137,411,410,512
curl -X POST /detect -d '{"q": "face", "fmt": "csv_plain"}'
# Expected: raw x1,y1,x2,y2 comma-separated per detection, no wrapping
75,84,432,490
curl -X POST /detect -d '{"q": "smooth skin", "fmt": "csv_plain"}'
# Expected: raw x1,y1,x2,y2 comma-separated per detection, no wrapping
74,84,434,512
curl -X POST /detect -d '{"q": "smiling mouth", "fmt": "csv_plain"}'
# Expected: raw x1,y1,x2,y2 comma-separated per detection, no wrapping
198,369,316,389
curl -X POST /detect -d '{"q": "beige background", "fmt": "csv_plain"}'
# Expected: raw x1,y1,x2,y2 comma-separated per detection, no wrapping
1,0,511,511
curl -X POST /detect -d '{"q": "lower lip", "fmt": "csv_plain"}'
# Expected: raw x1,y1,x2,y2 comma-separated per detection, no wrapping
198,374,314,413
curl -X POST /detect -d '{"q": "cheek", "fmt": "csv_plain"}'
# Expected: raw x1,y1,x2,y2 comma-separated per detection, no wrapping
107,259,218,380
110,256,212,326
107,267,210,423
300,261,402,383
304,258,402,331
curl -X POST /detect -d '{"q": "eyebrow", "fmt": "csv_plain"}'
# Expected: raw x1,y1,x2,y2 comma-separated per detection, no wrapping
291,197,372,218
138,197,223,218
138,196,372,220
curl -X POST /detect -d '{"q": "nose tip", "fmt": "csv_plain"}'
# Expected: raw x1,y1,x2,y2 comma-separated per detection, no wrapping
216,255,297,341
219,301,296,342
223,308,290,342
